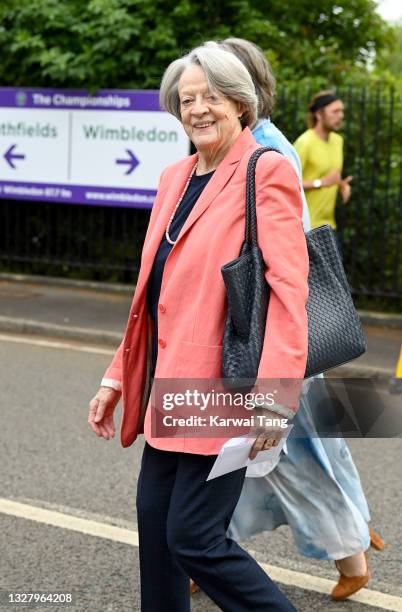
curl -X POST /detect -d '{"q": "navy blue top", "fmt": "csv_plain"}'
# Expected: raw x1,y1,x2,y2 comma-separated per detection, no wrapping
147,170,214,374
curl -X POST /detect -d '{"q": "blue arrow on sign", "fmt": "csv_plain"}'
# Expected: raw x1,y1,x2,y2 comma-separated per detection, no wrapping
4,144,26,169
115,149,139,175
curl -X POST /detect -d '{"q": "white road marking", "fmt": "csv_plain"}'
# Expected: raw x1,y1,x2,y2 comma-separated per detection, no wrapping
0,333,114,355
257,559,402,611
0,498,138,546
1,498,402,610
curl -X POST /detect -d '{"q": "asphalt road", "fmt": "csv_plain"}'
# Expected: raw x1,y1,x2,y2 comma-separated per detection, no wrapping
1,334,402,612
0,278,401,373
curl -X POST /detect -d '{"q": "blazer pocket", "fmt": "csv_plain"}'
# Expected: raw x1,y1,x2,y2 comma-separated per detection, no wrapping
175,341,223,379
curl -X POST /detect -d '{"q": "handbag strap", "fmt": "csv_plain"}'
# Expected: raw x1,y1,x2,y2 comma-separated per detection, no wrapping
245,146,282,247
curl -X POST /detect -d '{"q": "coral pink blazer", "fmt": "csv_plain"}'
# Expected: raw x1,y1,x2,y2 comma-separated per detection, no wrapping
104,127,309,454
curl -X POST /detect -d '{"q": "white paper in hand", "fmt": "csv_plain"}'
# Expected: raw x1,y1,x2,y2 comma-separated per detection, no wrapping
206,425,293,481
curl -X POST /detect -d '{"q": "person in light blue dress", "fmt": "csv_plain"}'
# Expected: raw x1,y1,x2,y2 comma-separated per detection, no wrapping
214,38,384,601
252,118,312,232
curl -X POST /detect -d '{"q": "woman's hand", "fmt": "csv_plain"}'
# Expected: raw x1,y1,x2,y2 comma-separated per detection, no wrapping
248,408,287,460
88,386,121,440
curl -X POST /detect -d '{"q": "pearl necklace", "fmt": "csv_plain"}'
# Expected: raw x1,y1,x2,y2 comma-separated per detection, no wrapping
165,162,198,245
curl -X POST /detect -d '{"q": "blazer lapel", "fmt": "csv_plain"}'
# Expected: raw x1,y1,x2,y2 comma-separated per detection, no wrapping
134,154,197,299
175,128,256,245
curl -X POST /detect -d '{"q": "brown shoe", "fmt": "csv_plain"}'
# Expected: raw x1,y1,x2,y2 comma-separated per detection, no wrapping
369,527,385,551
190,580,200,595
331,556,370,601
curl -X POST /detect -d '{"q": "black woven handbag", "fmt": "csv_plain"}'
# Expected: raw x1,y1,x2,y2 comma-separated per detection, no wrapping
221,147,366,386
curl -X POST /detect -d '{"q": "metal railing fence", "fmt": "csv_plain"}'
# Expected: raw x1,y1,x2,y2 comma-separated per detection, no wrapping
0,86,401,302
274,85,402,302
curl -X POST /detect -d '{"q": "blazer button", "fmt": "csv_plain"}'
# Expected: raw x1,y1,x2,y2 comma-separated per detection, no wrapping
158,303,166,313
158,338,167,349
132,313,139,319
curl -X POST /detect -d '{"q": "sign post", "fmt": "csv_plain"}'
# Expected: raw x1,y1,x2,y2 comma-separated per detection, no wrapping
0,88,189,208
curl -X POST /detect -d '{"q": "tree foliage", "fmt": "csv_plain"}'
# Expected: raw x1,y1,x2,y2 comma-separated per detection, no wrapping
376,20,402,83
0,0,394,89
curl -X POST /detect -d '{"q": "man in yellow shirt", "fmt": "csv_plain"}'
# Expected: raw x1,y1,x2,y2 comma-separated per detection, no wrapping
294,91,352,229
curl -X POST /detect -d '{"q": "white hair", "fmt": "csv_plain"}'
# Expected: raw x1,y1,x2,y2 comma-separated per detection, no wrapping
159,42,258,128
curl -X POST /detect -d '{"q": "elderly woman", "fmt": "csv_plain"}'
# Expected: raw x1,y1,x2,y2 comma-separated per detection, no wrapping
88,43,308,612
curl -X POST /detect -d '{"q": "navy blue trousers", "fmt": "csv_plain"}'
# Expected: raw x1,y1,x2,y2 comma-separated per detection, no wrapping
136,442,296,612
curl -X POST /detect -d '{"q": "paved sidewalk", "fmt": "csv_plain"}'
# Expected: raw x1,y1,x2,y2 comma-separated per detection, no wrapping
0,275,400,379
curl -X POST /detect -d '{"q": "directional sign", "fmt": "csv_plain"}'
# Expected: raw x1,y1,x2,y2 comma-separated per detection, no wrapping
4,144,26,169
0,88,189,208
115,149,140,175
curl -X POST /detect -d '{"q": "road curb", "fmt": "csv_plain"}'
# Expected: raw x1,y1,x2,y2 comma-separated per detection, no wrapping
358,310,402,329
0,272,133,295
1,273,401,329
0,315,394,380
0,316,122,347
